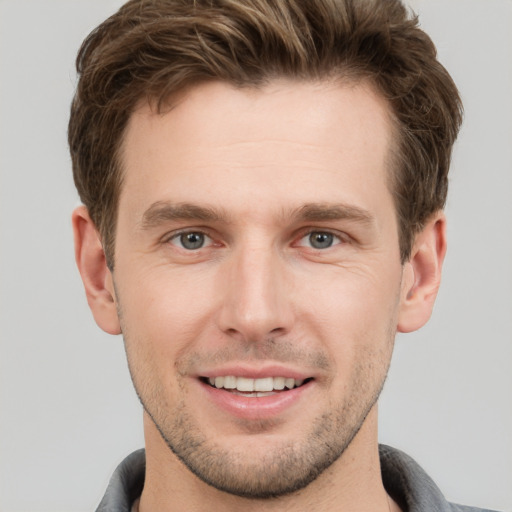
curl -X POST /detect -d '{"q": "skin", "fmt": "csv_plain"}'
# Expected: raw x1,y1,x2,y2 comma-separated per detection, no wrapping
73,80,446,512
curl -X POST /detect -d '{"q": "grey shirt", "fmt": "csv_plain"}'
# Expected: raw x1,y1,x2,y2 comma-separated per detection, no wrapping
96,445,498,512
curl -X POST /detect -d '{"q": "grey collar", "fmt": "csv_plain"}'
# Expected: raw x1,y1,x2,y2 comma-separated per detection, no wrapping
96,445,496,512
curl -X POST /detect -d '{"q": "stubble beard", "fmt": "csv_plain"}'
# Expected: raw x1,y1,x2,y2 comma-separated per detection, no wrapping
125,340,392,500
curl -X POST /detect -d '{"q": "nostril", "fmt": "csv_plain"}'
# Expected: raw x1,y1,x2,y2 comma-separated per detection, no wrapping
269,327,286,336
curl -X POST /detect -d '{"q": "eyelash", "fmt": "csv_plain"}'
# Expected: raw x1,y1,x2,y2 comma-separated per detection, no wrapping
296,229,347,250
164,228,348,251
165,230,215,250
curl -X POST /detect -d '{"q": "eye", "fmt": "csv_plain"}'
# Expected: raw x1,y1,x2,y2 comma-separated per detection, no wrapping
169,231,212,250
298,231,342,250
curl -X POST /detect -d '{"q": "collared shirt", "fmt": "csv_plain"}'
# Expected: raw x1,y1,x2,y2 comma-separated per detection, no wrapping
96,445,498,512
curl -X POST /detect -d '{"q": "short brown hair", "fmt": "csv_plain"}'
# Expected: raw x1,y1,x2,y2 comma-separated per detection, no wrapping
69,0,463,267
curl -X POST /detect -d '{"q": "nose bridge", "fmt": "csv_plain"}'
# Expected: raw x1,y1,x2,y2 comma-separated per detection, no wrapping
218,236,292,341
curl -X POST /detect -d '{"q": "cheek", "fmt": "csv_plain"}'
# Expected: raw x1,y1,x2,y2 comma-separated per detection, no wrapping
300,261,401,324
116,265,221,356
298,264,401,363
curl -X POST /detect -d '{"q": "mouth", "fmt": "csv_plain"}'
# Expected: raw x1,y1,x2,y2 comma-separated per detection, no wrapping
198,371,316,420
200,375,313,398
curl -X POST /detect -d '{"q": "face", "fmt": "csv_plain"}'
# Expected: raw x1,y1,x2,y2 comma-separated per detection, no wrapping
112,80,408,497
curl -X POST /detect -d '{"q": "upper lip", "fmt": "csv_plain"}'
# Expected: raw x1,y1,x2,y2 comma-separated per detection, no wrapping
196,363,314,380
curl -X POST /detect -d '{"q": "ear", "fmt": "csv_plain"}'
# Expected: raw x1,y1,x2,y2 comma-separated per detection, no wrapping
72,206,121,335
397,211,447,333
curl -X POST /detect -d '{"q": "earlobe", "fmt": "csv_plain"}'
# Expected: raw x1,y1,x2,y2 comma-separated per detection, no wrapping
397,212,447,333
72,206,121,335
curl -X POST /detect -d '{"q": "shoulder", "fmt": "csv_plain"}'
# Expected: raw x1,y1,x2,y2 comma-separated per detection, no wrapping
96,449,146,512
379,445,500,512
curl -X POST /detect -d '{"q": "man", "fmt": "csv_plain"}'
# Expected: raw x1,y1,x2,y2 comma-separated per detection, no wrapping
68,1,496,511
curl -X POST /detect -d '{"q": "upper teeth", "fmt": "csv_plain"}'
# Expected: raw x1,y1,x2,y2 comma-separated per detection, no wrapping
208,376,304,392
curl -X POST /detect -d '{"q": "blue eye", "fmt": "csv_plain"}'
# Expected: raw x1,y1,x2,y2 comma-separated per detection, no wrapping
171,231,211,250
309,232,334,249
299,231,342,249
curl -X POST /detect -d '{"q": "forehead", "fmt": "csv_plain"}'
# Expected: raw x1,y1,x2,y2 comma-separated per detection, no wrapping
119,79,394,220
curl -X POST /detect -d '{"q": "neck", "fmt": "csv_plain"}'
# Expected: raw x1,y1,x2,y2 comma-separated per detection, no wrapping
139,406,399,512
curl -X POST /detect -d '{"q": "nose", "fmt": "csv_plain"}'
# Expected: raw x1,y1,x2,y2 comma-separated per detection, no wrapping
216,241,294,344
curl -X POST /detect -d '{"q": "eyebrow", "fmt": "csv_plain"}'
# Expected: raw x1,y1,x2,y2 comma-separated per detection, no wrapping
139,200,375,230
140,201,230,230
292,203,375,225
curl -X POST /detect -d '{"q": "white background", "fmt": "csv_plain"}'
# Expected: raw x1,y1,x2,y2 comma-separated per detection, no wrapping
0,1,511,511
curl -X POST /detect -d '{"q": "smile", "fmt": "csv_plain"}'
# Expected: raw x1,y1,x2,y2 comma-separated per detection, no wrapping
198,373,315,419
205,376,308,397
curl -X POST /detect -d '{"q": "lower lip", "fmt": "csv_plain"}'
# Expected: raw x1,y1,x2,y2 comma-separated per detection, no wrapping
200,380,314,420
